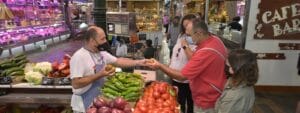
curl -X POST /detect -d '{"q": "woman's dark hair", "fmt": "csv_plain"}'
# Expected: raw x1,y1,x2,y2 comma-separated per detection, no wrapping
146,39,152,47
228,49,259,86
233,16,241,22
180,14,197,34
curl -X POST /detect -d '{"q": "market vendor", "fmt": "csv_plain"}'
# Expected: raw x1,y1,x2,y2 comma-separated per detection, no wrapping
70,26,146,113
146,19,228,113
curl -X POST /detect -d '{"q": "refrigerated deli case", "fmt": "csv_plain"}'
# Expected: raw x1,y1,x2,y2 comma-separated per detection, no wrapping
0,0,70,58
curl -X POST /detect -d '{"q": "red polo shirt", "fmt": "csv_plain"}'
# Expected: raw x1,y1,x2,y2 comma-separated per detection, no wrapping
181,35,227,109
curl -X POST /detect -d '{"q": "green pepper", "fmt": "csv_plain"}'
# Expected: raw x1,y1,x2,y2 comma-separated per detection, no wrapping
111,77,119,83
124,92,140,99
169,88,176,97
125,96,139,102
122,87,141,96
131,73,142,79
114,80,126,91
103,92,116,99
104,82,119,91
117,74,126,80
102,88,120,96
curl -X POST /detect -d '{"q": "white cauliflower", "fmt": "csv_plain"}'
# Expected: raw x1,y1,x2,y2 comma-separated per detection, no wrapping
25,71,44,85
33,62,52,75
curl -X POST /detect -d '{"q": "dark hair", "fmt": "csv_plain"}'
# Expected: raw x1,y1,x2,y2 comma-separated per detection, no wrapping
84,27,99,41
146,39,152,47
119,39,125,46
228,49,259,86
0,47,3,56
192,19,209,34
174,16,180,21
233,16,241,22
180,14,196,34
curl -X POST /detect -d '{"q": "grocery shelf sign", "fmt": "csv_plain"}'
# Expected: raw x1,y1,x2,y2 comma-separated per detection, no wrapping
254,0,300,40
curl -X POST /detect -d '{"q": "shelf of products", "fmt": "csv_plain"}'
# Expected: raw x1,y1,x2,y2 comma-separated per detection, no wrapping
0,0,69,49
107,1,161,32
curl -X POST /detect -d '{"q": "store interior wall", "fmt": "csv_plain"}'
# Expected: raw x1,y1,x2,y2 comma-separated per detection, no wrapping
225,1,237,21
244,0,300,86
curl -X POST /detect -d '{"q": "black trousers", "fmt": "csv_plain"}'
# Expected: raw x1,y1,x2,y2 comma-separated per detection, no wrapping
164,24,169,33
172,80,194,113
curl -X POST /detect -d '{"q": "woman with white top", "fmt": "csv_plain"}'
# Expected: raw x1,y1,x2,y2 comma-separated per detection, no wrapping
169,14,197,113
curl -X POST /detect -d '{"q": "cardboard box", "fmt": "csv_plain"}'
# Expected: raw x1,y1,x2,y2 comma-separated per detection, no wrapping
134,69,156,82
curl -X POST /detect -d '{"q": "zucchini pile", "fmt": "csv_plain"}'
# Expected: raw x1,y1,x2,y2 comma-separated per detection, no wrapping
0,53,28,77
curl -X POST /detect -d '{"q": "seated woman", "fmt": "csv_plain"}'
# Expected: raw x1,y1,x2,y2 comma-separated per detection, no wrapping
143,40,156,59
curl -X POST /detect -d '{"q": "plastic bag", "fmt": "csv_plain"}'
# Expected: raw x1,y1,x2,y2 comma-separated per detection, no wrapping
160,35,170,65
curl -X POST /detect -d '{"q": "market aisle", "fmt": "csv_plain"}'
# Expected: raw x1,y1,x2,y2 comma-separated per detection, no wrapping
26,40,83,62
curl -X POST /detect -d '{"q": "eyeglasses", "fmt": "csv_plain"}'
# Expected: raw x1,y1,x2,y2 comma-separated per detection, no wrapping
176,48,181,57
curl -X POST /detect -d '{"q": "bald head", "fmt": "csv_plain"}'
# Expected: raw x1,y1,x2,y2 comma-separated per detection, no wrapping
85,26,105,41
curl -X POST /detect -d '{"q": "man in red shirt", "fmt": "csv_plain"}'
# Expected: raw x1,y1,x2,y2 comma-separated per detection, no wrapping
146,19,227,113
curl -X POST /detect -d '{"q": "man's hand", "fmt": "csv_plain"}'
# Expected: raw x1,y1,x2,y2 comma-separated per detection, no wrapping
96,65,115,77
181,38,189,47
135,59,147,66
145,59,161,70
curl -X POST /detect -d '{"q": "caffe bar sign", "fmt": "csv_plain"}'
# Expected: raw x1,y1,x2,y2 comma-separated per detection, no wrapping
255,0,300,40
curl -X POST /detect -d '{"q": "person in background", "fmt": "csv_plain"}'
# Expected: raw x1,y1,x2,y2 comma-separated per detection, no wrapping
143,39,156,59
196,12,203,20
163,14,170,33
70,26,146,113
146,19,227,113
215,49,259,113
130,31,139,45
167,16,181,58
228,16,242,31
116,39,127,57
170,14,197,113
0,47,3,56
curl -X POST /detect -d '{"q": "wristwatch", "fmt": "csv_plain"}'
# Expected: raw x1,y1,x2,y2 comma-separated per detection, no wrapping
182,45,187,50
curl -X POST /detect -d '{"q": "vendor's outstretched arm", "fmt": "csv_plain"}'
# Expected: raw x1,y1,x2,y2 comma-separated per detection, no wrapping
114,58,145,67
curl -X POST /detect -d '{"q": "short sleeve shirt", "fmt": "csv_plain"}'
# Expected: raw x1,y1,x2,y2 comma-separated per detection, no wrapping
181,36,228,109
70,48,117,112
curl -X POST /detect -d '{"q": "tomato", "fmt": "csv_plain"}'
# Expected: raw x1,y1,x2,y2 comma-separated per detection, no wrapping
161,93,169,100
147,98,155,105
156,103,163,108
148,105,155,110
133,109,141,113
156,98,164,103
174,109,180,113
158,83,168,93
139,105,147,112
163,100,172,107
153,91,160,99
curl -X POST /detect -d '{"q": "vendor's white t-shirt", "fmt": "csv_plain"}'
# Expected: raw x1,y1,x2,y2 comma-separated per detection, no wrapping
70,48,117,112
169,35,196,83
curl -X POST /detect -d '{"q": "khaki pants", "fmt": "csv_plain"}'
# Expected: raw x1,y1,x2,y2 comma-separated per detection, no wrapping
194,106,215,113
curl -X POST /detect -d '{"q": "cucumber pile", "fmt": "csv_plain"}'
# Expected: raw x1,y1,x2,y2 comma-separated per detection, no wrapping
0,53,28,77
101,72,144,102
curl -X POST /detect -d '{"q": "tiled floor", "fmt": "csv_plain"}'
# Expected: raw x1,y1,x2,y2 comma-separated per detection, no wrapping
21,39,300,113
254,92,300,113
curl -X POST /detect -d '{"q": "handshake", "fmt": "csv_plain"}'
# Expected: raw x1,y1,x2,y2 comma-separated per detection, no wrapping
143,58,161,70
